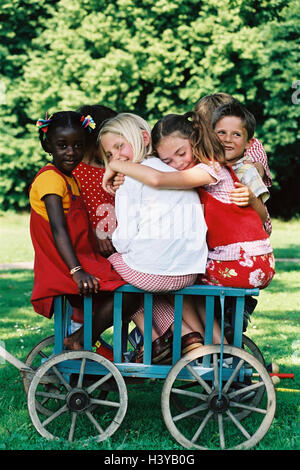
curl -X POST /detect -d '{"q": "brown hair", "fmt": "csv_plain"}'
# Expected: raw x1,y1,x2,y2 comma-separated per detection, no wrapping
212,101,256,140
151,111,225,166
194,93,236,126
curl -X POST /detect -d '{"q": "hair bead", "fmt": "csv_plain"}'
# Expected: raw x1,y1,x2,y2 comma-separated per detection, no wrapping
80,115,96,133
36,112,52,133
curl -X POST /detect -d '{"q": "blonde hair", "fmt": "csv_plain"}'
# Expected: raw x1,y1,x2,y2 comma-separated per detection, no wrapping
98,113,152,165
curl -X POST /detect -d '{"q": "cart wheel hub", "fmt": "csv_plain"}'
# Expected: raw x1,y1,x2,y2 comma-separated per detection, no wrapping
208,391,229,413
66,388,90,412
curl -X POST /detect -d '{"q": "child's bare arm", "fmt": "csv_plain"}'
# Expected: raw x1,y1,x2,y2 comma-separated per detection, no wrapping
103,160,215,190
230,182,267,224
44,194,99,295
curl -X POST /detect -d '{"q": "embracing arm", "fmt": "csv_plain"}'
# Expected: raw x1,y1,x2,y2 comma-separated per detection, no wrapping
230,182,267,224
44,194,99,294
103,160,215,193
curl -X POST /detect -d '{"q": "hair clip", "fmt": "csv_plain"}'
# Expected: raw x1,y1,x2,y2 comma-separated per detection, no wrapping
81,115,96,133
36,112,52,133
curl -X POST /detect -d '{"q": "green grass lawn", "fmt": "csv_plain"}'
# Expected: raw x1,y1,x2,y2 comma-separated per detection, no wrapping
0,211,299,450
0,211,34,263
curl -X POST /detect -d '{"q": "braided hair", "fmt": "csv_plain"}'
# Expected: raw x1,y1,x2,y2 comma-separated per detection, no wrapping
36,111,95,153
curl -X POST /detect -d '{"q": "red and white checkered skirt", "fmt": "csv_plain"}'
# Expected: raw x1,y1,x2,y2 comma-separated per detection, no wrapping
108,252,197,336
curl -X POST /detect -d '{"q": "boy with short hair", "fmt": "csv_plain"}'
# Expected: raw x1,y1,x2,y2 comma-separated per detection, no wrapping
212,101,271,234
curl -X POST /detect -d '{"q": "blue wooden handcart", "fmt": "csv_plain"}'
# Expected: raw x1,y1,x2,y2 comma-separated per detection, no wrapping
0,284,276,449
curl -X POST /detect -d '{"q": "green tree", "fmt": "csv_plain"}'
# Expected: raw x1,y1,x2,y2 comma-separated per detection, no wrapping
0,0,299,218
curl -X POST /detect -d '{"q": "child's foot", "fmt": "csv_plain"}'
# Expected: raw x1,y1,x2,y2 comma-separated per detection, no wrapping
63,328,83,350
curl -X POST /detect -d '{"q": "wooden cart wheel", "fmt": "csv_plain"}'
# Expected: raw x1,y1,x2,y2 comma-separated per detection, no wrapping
242,335,265,366
229,335,266,420
22,335,55,416
27,350,127,443
161,345,276,450
171,335,266,421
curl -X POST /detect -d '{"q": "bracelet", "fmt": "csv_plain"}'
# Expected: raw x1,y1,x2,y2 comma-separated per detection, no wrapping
70,265,83,275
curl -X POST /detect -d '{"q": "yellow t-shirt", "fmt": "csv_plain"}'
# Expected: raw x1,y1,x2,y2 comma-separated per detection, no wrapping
29,164,81,221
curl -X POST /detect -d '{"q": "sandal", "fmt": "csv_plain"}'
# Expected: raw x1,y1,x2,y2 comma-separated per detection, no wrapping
181,332,204,355
131,333,171,364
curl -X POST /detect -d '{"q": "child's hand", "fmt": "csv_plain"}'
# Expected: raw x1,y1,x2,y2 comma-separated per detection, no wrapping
72,269,100,296
230,182,254,207
112,172,125,191
97,237,115,258
102,166,117,195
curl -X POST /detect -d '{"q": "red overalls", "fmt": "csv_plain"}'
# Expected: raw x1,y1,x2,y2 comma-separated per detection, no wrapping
30,165,125,319
197,167,275,289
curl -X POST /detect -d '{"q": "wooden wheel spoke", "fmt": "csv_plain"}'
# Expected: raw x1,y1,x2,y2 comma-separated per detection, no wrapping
77,358,86,388
90,398,120,408
171,387,207,401
68,412,77,442
218,414,225,449
228,380,265,399
229,401,267,415
42,403,68,427
36,390,66,401
191,410,214,443
226,409,251,439
51,365,72,391
86,372,113,394
186,364,212,394
223,359,245,393
85,409,105,435
173,402,208,422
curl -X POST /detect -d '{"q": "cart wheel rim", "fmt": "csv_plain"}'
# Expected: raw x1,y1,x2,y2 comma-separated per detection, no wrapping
27,350,127,443
161,345,276,450
23,335,55,416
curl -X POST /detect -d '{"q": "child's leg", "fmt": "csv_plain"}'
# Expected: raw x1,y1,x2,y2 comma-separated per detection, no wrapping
64,292,141,350
195,296,228,345
131,308,160,341
181,295,205,338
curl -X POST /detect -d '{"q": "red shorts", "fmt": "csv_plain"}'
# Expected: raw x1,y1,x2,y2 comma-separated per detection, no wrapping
198,251,275,289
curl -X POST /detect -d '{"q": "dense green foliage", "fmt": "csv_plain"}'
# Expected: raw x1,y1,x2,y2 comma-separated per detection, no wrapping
0,0,299,217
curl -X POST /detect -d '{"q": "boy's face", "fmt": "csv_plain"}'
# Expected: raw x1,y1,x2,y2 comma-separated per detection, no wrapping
214,116,252,165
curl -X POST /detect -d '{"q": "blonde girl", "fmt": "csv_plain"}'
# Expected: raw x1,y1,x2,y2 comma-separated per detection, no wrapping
99,113,209,362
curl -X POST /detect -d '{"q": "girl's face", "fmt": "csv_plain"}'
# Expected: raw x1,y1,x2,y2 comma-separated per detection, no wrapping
101,132,134,162
156,133,194,171
46,126,85,176
214,116,251,165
